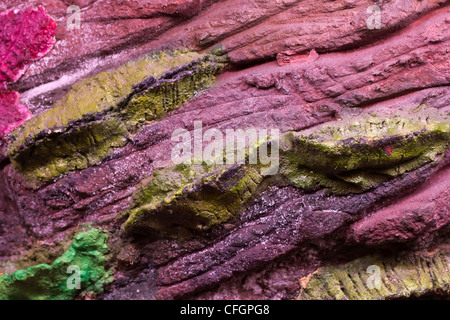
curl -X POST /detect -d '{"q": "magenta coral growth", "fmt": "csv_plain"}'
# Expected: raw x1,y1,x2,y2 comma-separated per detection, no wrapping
0,91,31,135
0,6,56,139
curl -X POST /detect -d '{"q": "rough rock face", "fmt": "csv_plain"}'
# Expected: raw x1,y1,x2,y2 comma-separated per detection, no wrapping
0,0,449,300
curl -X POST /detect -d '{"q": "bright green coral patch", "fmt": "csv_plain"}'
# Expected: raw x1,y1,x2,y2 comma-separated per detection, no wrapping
8,50,227,186
297,247,450,300
0,228,112,300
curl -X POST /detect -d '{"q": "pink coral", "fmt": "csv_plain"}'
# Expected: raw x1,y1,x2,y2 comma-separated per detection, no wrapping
0,6,56,88
0,6,56,138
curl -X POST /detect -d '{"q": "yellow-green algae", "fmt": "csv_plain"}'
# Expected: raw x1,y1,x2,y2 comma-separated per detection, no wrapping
122,135,270,236
11,50,204,144
122,55,224,131
122,107,449,235
280,109,450,194
11,117,129,183
0,228,112,300
122,162,263,236
8,50,227,186
297,246,450,300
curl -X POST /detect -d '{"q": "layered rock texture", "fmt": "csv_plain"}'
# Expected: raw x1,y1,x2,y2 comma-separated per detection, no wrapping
0,0,449,300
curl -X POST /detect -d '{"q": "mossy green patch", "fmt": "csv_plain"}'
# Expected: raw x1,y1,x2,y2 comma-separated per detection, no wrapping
297,247,450,300
11,50,203,146
0,228,112,300
279,111,450,194
10,117,129,184
122,163,263,236
122,57,224,131
8,50,227,186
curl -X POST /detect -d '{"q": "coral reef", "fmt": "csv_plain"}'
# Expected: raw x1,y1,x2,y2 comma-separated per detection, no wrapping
0,1,448,300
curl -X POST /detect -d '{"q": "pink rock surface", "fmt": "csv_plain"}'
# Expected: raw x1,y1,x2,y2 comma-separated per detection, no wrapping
0,91,31,137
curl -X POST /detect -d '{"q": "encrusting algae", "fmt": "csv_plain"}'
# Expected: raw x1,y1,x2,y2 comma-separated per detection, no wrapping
0,228,112,300
8,49,227,186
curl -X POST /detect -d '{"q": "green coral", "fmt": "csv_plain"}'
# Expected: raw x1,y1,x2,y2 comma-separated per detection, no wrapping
8,50,227,186
0,228,112,300
298,247,450,300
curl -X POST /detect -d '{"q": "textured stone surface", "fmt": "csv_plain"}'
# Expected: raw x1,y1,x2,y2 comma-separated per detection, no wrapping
297,244,450,300
8,50,226,186
0,0,449,300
